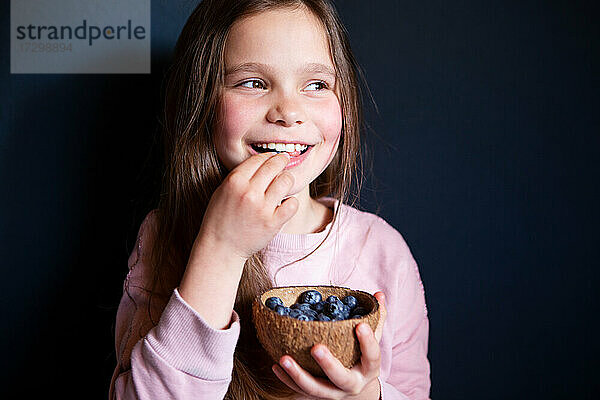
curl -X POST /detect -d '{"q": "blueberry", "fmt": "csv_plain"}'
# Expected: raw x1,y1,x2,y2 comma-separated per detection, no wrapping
351,306,369,317
274,305,290,316
326,295,340,303
291,303,312,313
266,297,284,310
295,314,311,321
325,301,342,316
331,313,345,321
288,308,304,319
317,313,331,321
304,309,318,319
342,295,358,310
311,301,326,313
299,290,322,305
341,304,351,319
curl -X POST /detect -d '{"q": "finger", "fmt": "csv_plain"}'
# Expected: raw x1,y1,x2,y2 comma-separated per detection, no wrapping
278,355,344,399
273,195,299,225
272,364,310,397
356,323,381,377
310,344,360,394
249,152,291,189
373,291,387,343
230,152,277,180
264,171,295,206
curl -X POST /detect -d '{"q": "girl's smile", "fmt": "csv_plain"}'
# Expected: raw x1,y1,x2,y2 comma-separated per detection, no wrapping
247,141,314,169
214,7,343,197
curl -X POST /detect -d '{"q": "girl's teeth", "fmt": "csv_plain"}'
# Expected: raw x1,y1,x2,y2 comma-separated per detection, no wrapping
255,143,309,153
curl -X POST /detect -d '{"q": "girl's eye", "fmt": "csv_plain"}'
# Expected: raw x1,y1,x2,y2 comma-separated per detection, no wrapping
238,80,266,90
305,81,328,91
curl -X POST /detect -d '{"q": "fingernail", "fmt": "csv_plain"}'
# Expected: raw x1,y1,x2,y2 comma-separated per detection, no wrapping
282,359,292,369
359,323,370,335
313,347,325,359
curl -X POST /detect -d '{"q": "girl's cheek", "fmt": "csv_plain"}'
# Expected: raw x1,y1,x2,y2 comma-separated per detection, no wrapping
313,96,343,142
213,95,259,170
218,95,254,136
307,97,342,171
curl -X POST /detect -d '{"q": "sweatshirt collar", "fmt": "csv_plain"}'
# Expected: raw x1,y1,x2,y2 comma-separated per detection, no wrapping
264,197,346,253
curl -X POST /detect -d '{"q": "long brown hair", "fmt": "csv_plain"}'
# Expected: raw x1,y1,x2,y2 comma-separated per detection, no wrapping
146,0,366,398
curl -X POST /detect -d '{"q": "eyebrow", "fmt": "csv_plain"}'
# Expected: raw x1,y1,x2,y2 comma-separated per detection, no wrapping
225,62,336,79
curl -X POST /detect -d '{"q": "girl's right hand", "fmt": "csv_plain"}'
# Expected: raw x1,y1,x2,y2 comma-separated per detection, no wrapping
193,152,299,263
179,152,298,329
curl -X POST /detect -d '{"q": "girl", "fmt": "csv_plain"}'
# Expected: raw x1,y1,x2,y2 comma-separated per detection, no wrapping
110,0,430,399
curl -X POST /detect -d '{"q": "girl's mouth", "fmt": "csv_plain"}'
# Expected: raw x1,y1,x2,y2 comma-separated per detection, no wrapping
249,142,314,169
250,142,312,157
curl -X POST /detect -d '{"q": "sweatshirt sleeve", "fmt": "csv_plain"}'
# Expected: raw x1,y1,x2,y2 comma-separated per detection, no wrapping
380,236,431,400
109,211,241,400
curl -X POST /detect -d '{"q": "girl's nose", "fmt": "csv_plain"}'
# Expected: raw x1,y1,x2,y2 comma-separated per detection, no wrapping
266,95,305,127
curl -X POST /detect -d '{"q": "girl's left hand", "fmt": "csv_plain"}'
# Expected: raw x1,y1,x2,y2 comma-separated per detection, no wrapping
272,292,387,400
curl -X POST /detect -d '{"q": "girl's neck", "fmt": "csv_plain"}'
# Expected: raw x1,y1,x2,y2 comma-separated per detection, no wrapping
280,188,333,235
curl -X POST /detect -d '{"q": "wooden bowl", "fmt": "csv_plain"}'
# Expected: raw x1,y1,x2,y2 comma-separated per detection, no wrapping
252,285,380,377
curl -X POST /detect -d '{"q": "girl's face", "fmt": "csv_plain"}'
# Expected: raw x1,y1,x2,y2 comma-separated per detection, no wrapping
214,7,342,197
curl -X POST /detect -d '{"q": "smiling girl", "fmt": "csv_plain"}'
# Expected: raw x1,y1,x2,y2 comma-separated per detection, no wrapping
109,1,430,399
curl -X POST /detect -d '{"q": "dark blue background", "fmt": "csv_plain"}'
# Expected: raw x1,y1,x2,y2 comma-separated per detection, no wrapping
1,1,597,398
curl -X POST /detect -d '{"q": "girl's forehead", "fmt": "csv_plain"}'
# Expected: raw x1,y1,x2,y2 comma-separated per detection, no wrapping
225,8,333,69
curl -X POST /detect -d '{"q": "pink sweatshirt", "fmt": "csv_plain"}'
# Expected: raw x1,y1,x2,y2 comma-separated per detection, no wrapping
110,197,431,399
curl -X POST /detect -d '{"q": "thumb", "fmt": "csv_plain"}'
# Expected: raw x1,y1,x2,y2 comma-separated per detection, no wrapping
373,291,387,343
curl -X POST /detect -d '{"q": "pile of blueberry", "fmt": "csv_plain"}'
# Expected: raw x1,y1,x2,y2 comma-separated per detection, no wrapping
265,290,370,321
